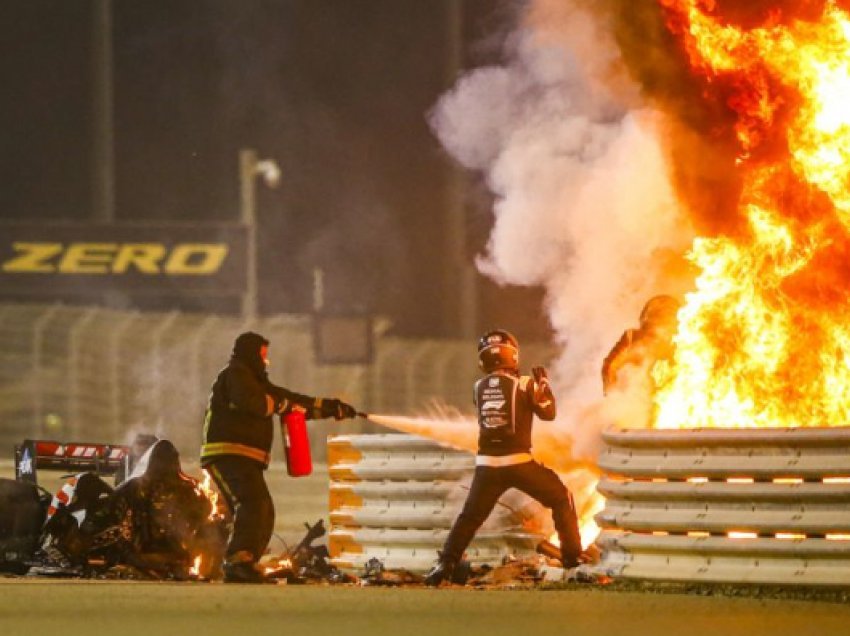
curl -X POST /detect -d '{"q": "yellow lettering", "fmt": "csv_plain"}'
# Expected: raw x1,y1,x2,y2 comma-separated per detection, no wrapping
58,243,117,274
112,243,166,274
164,244,228,275
2,242,62,273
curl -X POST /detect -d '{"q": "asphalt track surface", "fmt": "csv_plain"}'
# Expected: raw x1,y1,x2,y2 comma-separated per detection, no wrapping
5,463,850,636
2,578,850,636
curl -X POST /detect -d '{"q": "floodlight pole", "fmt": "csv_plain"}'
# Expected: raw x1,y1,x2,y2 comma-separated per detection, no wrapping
240,148,281,320
92,0,115,222
444,0,477,339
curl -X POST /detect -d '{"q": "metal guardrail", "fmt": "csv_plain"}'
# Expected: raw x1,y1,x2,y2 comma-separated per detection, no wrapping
594,427,850,586
327,434,547,573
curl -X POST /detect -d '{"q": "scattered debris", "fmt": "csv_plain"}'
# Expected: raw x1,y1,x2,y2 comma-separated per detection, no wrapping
358,557,423,587
4,436,608,588
262,519,356,584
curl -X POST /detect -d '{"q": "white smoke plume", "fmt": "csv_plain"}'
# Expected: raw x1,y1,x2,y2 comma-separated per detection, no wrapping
429,1,694,459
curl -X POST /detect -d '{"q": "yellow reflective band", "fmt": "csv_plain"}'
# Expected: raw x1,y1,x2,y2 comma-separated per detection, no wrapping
200,442,271,465
207,464,236,507
265,394,275,416
314,397,323,408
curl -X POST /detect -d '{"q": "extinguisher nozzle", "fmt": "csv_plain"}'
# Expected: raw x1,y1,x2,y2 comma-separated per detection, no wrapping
356,412,369,419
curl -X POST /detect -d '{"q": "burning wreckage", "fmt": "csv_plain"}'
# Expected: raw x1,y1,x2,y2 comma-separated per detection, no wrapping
2,436,225,580
1,435,599,586
0,436,346,583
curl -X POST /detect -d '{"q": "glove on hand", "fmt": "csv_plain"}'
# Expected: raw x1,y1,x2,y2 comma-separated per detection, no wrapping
336,400,358,420
325,398,358,420
532,366,549,384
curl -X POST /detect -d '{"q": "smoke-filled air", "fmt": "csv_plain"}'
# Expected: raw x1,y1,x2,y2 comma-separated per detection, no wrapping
423,0,699,462
378,0,850,495
429,0,850,446
367,0,850,550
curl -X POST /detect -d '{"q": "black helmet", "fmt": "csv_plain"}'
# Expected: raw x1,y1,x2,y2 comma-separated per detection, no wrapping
639,295,681,330
477,329,519,373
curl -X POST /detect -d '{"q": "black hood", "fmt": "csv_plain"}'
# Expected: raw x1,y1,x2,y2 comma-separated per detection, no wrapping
143,440,182,481
231,331,269,379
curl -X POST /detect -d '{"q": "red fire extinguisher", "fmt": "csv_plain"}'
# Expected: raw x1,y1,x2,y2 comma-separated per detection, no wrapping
281,410,312,477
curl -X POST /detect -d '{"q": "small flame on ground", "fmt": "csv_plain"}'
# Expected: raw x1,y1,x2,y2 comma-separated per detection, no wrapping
194,469,221,521
263,558,292,575
189,555,202,577
826,534,850,541
548,478,605,550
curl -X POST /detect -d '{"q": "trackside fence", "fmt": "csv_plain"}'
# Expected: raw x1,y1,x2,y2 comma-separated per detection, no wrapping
0,302,554,461
327,434,549,573
593,427,850,586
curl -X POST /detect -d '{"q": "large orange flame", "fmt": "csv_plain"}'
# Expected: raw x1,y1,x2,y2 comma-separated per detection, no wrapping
653,0,850,429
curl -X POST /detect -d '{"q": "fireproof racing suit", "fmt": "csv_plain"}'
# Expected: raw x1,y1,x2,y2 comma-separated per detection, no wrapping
200,332,354,568
439,368,582,567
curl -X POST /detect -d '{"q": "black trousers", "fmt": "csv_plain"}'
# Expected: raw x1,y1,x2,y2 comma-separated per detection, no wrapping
441,461,582,567
205,455,274,563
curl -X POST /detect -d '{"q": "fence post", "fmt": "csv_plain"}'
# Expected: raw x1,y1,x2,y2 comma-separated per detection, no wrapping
404,341,437,413
68,307,100,439
108,310,138,441
31,304,61,435
190,315,219,407
150,311,179,419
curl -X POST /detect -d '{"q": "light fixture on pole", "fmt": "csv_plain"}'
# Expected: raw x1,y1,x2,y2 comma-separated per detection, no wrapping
239,148,281,320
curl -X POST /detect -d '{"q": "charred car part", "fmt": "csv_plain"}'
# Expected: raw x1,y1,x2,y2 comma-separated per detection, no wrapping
28,439,226,580
0,479,48,574
264,519,355,584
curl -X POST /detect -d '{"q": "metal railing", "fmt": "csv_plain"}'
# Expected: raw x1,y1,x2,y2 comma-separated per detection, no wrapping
593,427,850,587
327,434,549,572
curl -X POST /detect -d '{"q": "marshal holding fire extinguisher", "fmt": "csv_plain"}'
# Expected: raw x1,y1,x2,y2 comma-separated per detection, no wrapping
201,331,363,583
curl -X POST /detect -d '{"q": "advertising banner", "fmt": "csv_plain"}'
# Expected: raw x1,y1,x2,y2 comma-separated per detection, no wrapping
0,221,248,296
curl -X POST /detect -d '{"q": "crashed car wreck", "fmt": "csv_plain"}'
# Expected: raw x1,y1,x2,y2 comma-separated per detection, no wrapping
1,437,351,583
2,437,226,580
1,436,599,586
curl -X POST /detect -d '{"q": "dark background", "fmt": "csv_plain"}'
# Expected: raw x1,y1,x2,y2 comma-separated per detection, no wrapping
0,0,550,341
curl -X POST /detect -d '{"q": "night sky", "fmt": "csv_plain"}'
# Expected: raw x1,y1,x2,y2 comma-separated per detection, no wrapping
0,0,550,341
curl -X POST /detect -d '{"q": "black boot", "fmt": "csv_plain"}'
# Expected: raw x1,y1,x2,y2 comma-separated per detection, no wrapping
424,553,457,587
